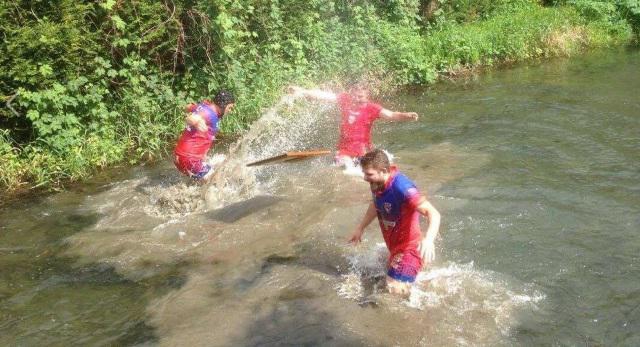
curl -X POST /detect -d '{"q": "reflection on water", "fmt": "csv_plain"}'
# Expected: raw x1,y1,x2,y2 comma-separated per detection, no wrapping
1,48,639,346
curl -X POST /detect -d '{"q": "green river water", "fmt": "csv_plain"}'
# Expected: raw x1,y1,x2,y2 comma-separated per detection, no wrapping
1,48,639,346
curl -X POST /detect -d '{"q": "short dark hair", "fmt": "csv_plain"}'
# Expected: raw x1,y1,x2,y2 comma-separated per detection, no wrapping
213,90,235,112
360,149,390,171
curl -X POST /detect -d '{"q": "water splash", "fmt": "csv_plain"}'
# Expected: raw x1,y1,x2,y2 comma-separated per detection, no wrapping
97,93,336,217
336,243,388,300
203,94,335,209
337,244,545,340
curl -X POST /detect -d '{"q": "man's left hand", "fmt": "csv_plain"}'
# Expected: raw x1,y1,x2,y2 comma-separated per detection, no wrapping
417,239,435,264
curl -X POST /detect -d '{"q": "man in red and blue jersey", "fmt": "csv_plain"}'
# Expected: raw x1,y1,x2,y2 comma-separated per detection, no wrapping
174,90,235,180
349,149,441,297
288,84,418,167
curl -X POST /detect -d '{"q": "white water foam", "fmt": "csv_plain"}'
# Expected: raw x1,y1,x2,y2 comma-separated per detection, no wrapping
336,243,388,300
337,244,545,338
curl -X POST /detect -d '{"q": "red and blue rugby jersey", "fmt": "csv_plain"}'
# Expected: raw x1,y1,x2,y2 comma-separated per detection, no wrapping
373,169,424,255
174,102,220,160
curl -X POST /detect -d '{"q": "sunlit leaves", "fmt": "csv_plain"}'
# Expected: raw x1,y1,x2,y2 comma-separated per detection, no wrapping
100,0,117,11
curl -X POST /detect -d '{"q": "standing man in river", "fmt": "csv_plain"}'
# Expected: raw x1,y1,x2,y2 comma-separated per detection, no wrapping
349,149,441,297
288,84,418,167
174,90,235,181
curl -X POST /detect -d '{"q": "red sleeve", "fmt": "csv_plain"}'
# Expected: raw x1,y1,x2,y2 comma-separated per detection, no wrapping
367,102,383,120
406,190,424,210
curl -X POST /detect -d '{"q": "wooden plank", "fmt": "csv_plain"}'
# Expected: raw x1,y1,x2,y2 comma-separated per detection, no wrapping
246,149,332,167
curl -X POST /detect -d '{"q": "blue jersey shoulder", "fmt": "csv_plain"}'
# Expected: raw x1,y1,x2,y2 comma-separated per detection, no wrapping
392,173,418,197
198,103,220,134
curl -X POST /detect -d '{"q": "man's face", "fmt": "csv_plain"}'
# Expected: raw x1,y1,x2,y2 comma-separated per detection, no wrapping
362,166,388,191
352,89,369,106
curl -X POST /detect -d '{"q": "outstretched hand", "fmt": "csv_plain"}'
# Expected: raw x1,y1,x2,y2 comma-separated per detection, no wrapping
407,112,419,121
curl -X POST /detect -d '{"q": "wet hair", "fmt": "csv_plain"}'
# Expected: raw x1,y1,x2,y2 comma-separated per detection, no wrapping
360,149,390,171
213,90,235,115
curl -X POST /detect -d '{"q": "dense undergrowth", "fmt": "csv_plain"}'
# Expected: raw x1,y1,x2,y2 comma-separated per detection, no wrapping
1,0,638,193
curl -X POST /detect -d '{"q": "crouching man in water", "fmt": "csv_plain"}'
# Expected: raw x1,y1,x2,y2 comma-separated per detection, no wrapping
349,149,441,297
174,90,235,181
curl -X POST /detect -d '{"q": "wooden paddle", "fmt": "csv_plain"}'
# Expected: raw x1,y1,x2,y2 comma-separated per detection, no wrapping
246,149,332,167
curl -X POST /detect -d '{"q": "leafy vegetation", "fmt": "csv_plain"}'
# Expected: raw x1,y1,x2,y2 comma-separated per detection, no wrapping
1,0,638,193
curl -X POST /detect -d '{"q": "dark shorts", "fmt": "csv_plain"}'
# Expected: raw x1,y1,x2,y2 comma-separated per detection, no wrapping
386,250,422,283
174,155,212,179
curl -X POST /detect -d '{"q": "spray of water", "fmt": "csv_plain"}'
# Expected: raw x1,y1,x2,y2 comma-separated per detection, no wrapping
130,93,336,215
336,243,545,343
204,94,335,209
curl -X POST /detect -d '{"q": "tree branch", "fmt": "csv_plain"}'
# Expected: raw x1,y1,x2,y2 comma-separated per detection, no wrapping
6,93,21,118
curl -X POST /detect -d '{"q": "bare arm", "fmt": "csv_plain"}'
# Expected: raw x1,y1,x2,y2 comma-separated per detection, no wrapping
186,112,207,132
348,202,378,244
379,108,419,121
288,86,338,102
415,199,441,263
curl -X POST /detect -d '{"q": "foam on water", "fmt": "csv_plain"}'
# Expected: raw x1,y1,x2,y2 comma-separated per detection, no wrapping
337,243,545,340
336,243,388,300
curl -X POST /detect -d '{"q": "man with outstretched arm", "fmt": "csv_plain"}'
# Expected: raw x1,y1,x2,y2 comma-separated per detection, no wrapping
288,85,418,167
349,149,441,297
174,90,235,181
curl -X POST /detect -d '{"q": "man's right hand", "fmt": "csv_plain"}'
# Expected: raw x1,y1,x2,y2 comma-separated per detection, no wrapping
348,228,364,245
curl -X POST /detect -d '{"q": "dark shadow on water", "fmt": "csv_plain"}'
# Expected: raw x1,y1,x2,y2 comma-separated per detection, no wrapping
53,212,102,239
233,253,301,294
115,320,158,346
230,259,372,347
233,241,346,295
233,301,368,347
228,246,392,345
205,195,284,223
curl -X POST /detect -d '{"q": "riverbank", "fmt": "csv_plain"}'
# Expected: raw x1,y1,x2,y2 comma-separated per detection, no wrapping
1,0,639,194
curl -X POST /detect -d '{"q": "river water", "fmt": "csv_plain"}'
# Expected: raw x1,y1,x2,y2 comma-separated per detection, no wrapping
1,48,639,346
